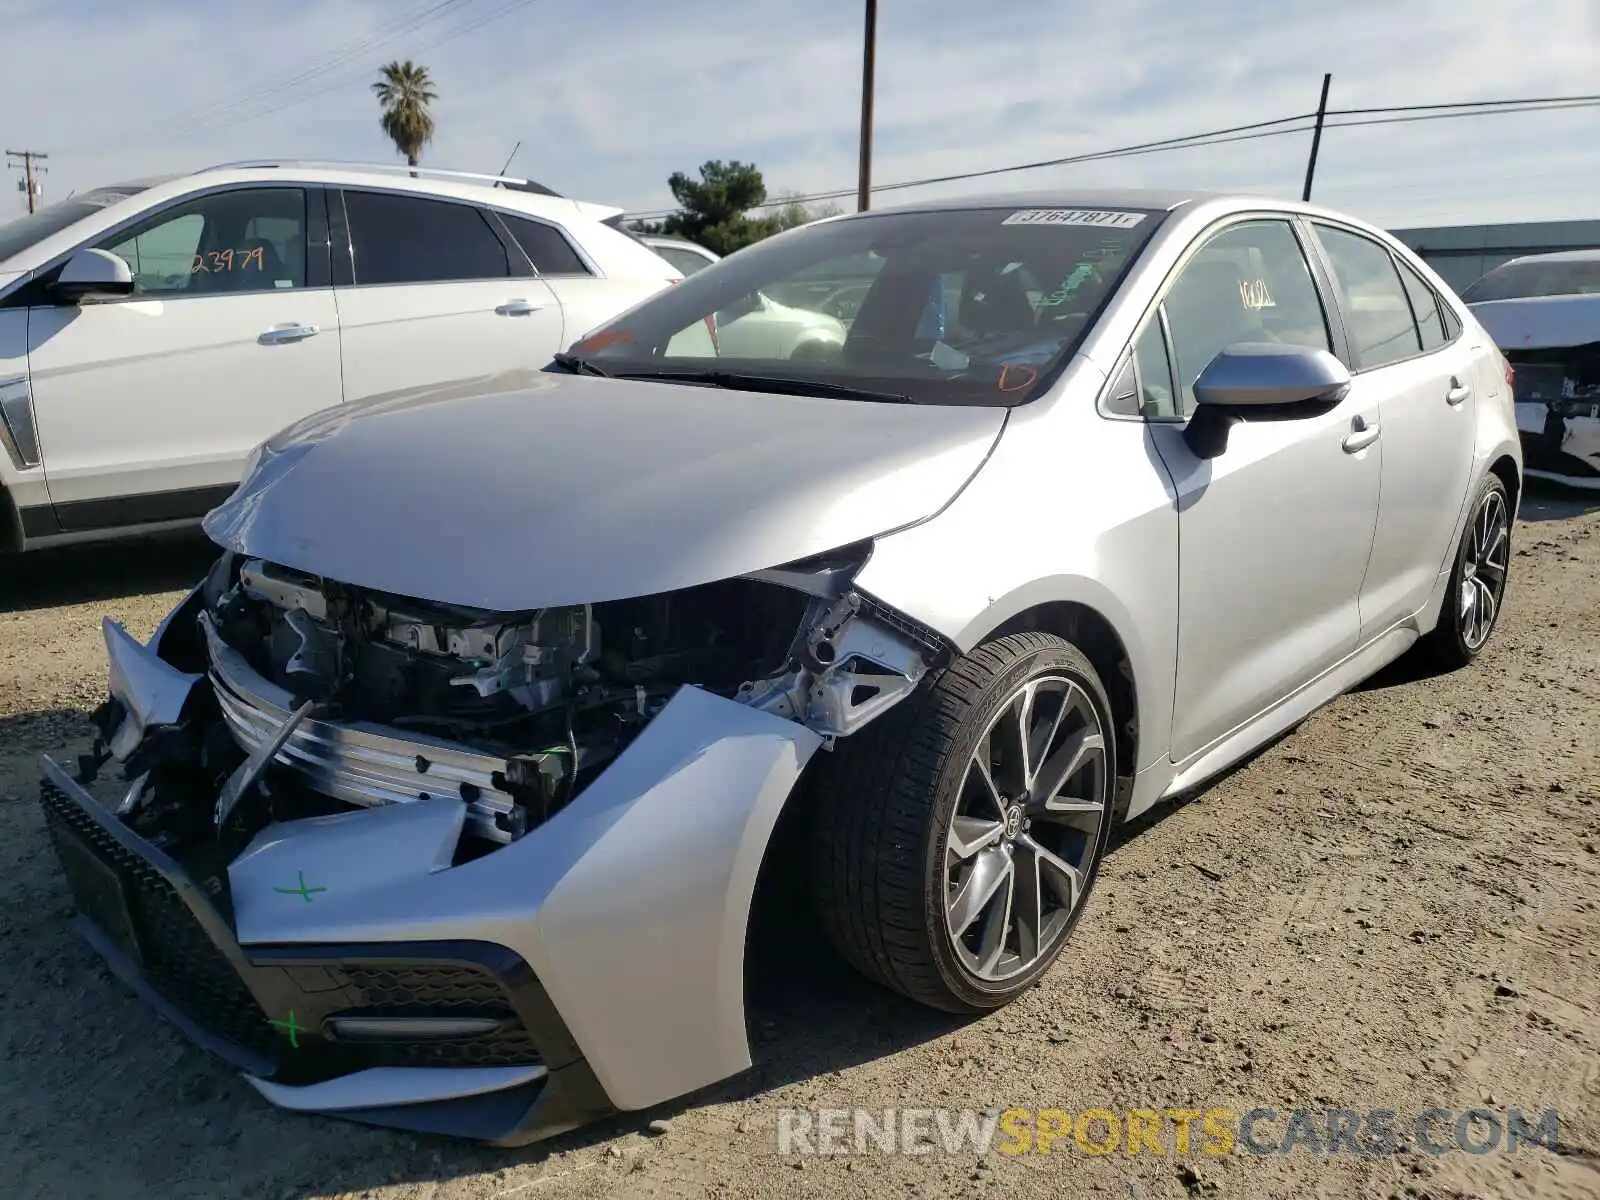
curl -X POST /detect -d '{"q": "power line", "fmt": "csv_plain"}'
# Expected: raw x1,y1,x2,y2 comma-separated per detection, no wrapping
1326,98,1600,131
69,0,476,154
180,0,543,138
1327,92,1600,117
625,89,1600,221
71,0,542,155
626,114,1317,219
150,0,478,143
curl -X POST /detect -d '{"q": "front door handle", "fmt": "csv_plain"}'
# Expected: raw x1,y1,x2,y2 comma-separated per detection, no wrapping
1342,416,1381,454
495,299,543,316
258,323,320,345
1446,377,1471,406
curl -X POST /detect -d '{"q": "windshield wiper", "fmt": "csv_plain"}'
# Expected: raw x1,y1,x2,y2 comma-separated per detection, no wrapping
551,352,610,377
610,369,917,404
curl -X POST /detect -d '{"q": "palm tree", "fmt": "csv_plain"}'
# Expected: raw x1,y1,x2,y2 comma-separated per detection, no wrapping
372,60,437,168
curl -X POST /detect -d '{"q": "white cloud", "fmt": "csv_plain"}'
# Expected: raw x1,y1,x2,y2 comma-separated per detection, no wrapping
4,0,1598,229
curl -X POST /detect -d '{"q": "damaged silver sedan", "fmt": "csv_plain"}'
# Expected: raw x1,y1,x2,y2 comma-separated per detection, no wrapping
40,189,1521,1144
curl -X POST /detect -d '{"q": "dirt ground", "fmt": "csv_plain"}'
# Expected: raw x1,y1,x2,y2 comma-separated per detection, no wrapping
1,487,1596,1200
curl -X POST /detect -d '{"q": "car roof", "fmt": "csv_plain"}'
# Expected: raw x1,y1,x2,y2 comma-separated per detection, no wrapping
864,187,1228,215
101,162,620,224
1496,248,1600,267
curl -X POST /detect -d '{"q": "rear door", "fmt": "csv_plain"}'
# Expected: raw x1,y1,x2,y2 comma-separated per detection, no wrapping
497,211,671,348
1307,223,1481,638
26,185,342,529
332,189,564,402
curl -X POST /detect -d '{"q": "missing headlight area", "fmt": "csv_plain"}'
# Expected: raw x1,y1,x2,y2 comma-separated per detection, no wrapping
87,546,939,864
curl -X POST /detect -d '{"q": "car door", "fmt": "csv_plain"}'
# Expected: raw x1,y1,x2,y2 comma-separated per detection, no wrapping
332,190,564,402
1307,223,1482,638
1136,217,1382,764
25,185,342,529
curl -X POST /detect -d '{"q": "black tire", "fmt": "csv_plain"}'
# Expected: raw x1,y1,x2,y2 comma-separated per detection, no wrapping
807,631,1117,1014
1423,474,1512,670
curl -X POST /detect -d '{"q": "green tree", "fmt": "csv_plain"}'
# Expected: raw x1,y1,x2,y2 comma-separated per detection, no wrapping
647,160,783,256
372,60,438,168
770,191,843,233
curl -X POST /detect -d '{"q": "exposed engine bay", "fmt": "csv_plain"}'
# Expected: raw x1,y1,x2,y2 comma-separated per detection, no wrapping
86,547,942,865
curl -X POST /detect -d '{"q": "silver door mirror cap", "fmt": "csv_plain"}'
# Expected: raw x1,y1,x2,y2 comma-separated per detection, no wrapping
50,247,135,303
1193,342,1352,409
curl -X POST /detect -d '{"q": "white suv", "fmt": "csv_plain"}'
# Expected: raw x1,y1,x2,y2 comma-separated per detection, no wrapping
0,161,681,551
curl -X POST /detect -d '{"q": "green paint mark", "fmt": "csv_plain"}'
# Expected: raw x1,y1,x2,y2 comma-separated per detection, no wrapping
269,1009,303,1049
272,870,327,903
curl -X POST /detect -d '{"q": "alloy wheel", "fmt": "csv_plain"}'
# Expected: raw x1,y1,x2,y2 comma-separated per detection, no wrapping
1460,487,1509,651
943,675,1109,982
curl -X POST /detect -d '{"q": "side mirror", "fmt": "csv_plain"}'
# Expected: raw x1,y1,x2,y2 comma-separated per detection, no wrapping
1184,342,1352,459
49,248,135,304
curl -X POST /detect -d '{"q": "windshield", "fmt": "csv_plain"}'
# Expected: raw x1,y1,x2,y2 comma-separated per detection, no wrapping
1461,257,1600,302
568,205,1164,406
0,185,151,265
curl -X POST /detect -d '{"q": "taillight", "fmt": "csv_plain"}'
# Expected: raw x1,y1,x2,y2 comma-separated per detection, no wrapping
703,313,720,354
1503,358,1515,390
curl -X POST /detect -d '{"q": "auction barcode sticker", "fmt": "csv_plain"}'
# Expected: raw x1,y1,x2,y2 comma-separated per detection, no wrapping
1002,209,1147,229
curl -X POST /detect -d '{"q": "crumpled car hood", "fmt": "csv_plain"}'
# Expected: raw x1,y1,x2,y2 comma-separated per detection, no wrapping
203,371,1006,610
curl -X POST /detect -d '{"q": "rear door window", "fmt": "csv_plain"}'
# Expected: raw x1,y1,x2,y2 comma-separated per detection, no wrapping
343,191,510,285
499,214,591,276
1313,225,1423,370
1394,257,1448,352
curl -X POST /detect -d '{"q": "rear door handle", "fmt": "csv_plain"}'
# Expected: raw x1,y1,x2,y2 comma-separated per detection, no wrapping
258,323,319,345
1342,416,1380,454
496,299,543,316
1446,377,1471,405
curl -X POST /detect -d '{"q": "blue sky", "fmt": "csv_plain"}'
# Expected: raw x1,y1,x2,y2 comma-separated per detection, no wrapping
6,0,1599,228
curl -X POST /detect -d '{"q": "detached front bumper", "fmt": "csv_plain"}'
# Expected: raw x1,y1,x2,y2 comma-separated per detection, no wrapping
39,757,606,1143
41,641,822,1141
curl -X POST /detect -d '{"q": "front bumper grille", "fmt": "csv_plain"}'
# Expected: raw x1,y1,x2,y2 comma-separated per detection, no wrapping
39,775,280,1062
38,761,544,1081
331,965,543,1068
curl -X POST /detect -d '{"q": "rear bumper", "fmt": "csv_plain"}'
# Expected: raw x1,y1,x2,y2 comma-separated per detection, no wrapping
39,756,611,1144
1516,413,1600,488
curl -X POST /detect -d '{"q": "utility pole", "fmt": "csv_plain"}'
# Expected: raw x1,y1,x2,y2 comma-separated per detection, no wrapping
1301,74,1331,202
6,149,48,213
856,0,877,212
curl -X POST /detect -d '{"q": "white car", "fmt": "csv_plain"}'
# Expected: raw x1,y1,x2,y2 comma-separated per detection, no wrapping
0,161,680,551
1462,249,1600,489
635,234,847,359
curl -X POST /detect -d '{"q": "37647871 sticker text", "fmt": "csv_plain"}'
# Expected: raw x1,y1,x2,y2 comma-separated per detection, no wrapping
1002,209,1147,229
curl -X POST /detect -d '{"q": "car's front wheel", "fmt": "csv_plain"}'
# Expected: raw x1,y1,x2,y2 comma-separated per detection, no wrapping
808,632,1116,1013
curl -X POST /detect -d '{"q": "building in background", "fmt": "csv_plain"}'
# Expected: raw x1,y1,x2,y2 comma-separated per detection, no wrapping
1390,218,1600,294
